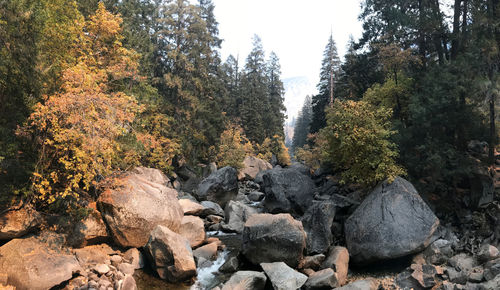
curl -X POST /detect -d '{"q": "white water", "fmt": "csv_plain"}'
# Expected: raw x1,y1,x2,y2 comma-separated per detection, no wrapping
206,231,237,236
191,250,230,290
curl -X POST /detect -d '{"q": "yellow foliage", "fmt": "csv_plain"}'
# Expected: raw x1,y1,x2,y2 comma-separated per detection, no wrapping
18,4,159,209
255,135,291,166
216,124,251,169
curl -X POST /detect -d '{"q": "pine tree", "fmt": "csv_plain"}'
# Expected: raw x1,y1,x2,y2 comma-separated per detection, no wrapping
265,51,286,138
239,35,269,143
292,95,313,151
221,54,241,119
310,34,341,133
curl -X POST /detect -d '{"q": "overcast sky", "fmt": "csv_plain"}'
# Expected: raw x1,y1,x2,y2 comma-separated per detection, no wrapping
213,0,364,80
213,0,364,120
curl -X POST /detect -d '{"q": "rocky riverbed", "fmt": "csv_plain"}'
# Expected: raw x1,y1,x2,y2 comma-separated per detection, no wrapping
0,155,499,289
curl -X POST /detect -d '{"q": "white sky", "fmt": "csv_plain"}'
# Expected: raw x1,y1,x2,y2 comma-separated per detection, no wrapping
213,0,364,81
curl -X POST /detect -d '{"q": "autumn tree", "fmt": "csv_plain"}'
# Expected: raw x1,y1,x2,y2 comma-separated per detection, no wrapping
19,4,145,211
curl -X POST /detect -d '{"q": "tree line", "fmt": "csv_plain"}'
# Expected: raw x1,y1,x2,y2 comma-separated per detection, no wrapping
293,0,499,192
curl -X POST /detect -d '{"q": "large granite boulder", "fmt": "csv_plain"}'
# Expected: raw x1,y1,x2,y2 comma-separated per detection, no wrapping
195,166,238,208
222,271,267,290
242,213,307,268
238,156,273,180
260,262,308,290
178,216,205,248
221,200,260,233
260,167,315,215
345,177,440,264
0,205,41,240
144,225,196,283
97,168,183,248
0,233,81,290
301,200,336,254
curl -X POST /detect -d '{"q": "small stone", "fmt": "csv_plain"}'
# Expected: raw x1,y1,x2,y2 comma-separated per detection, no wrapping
478,244,499,263
299,254,325,271
447,267,467,284
88,280,99,288
89,273,99,282
93,264,110,275
121,275,137,290
303,268,339,290
110,255,122,266
115,271,125,281
123,248,144,270
207,215,223,224
193,242,218,261
117,263,135,276
468,267,484,282
302,269,316,276
248,191,265,202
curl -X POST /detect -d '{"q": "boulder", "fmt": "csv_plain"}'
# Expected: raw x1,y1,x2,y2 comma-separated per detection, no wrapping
193,242,218,261
120,275,137,290
144,225,196,282
222,200,259,233
200,201,225,217
260,262,308,290
260,167,315,215
220,254,240,273
179,216,205,248
410,263,443,288
300,200,336,254
242,213,306,268
179,199,205,216
303,268,339,290
335,278,379,290
221,271,267,290
68,202,108,247
321,246,349,286
484,258,500,281
0,233,81,290
0,206,41,240
195,166,238,208
73,244,116,265
345,177,440,264
288,162,311,176
97,168,184,248
238,156,273,180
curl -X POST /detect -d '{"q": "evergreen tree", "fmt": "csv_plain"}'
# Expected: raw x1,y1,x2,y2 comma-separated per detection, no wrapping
265,52,286,138
292,95,313,151
310,34,341,133
221,54,241,119
239,35,269,143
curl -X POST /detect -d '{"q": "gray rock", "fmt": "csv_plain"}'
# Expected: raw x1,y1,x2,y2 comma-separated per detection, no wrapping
449,253,477,272
200,201,225,217
303,268,339,290
144,225,196,282
335,278,379,290
478,244,499,263
321,246,349,286
447,267,468,284
0,233,81,290
221,271,267,290
395,269,424,290
468,267,484,283
196,166,238,208
423,239,453,265
242,213,307,268
260,262,308,290
484,258,500,281
260,167,316,215
220,254,239,273
248,191,265,202
222,200,259,233
481,274,500,289
345,177,440,264
288,162,311,176
301,200,336,254
97,168,184,248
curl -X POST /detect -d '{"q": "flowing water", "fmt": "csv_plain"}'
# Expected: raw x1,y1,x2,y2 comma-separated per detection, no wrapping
134,233,242,290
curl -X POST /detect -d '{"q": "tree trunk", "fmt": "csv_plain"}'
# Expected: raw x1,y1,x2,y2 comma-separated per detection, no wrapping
451,0,462,60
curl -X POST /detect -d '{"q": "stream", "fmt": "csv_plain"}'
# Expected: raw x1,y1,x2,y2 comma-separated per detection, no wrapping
134,233,242,290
